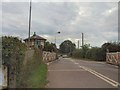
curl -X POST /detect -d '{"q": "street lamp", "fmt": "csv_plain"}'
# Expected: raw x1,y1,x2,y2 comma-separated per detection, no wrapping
55,31,61,46
54,31,61,59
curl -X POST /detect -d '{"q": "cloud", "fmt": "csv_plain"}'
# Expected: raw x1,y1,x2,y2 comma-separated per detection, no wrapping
2,2,118,47
2,0,120,2
102,7,117,16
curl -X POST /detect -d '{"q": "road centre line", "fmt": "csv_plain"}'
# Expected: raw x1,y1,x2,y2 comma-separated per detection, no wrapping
87,69,118,87
71,60,75,62
70,60,119,87
48,69,86,72
78,65,119,87
79,66,118,85
74,62,79,65
87,68,118,85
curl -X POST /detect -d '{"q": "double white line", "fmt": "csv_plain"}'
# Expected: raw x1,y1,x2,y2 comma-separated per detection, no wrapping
78,65,119,87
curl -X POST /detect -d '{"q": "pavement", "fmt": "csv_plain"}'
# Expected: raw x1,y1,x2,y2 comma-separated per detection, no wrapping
47,58,119,88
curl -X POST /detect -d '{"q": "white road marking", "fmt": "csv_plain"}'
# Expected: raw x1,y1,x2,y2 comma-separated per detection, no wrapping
74,62,79,65
71,60,75,62
79,65,119,87
48,69,86,72
70,60,119,87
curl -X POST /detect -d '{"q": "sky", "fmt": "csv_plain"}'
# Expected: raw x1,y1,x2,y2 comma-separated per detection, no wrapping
1,1,119,48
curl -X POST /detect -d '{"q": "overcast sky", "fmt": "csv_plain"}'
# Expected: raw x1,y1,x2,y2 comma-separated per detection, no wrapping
1,1,118,48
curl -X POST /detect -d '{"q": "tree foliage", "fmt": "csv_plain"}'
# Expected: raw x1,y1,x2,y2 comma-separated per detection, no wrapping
59,40,76,54
2,36,27,87
102,42,120,52
43,41,57,52
72,44,90,59
72,42,120,61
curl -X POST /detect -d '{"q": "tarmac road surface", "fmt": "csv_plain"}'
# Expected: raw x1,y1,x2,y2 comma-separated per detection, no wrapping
47,58,119,88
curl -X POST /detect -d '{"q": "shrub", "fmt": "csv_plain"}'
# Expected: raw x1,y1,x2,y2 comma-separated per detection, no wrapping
2,36,27,87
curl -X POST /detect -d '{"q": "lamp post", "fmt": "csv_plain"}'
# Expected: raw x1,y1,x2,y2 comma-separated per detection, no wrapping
54,31,60,59
55,31,60,46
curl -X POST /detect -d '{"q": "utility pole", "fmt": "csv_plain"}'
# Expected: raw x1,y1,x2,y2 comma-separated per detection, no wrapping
78,40,79,49
28,0,32,48
82,33,84,47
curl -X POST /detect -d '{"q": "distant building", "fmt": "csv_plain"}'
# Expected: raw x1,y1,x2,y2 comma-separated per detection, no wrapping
24,32,46,49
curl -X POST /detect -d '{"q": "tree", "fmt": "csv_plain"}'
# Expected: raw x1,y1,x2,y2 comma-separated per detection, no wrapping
43,41,57,52
100,42,120,61
102,42,120,52
2,36,27,87
81,44,90,58
72,49,81,58
59,40,76,54
71,42,120,61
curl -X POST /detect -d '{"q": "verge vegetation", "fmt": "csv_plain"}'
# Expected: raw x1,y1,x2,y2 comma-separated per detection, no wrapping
71,42,120,61
20,49,48,88
2,36,48,88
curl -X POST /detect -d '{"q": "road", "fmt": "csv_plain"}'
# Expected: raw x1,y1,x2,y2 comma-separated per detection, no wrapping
47,57,119,88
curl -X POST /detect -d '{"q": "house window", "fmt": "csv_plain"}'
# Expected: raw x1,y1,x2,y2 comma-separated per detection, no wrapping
32,40,34,45
41,40,44,46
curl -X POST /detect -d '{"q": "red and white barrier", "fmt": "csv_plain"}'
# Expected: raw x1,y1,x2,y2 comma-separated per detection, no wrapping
106,52,120,65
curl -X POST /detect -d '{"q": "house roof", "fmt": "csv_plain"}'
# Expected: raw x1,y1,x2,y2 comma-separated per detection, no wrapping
24,32,46,41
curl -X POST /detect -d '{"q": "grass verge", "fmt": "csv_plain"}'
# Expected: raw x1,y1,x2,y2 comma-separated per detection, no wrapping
19,49,48,88
28,62,48,88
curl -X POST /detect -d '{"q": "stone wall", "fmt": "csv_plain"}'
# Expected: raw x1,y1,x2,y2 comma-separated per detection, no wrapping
42,51,57,63
23,49,34,65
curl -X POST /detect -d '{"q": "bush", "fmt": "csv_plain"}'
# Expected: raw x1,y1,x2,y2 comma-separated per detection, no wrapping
2,36,27,88
71,42,119,61
72,44,90,59
72,49,81,58
2,36,48,88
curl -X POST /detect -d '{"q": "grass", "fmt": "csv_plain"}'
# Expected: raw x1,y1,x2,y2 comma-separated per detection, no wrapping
19,49,48,88
28,62,48,88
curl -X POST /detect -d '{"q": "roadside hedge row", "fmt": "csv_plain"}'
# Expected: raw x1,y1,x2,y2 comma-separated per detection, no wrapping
72,42,120,61
2,36,27,87
2,36,48,88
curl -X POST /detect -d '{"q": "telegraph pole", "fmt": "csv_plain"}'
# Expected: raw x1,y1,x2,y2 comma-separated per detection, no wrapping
82,33,84,47
28,0,32,48
78,40,80,49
